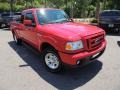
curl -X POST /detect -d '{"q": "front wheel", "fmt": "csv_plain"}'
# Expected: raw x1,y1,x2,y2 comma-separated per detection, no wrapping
42,48,62,73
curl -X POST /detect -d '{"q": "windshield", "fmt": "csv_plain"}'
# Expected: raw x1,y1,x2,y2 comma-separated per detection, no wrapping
36,9,70,24
100,11,120,16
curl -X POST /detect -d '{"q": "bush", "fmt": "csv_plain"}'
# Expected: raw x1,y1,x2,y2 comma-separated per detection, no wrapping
91,18,98,23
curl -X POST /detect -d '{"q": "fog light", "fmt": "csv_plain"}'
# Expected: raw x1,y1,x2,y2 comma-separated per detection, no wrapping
77,60,81,65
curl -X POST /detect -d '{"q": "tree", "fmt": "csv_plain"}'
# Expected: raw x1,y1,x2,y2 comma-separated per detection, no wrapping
10,0,14,13
96,0,100,22
1,0,120,18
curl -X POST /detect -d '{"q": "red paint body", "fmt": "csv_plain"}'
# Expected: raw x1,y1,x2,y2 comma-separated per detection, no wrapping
10,8,106,65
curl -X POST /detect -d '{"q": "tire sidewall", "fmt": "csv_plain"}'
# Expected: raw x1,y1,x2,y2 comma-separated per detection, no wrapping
42,48,62,73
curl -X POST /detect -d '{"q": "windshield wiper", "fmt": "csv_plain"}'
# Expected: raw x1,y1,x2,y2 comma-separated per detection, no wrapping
59,19,68,23
45,19,72,24
46,21,60,24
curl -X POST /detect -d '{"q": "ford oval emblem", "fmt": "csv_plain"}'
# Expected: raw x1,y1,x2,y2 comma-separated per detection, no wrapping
95,38,100,44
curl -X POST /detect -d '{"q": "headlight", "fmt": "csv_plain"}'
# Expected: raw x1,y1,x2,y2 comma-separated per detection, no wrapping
65,40,84,50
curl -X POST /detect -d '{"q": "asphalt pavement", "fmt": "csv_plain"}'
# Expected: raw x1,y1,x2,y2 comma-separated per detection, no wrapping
0,28,120,90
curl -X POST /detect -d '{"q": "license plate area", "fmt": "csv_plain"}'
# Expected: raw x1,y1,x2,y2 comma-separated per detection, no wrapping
108,24,114,27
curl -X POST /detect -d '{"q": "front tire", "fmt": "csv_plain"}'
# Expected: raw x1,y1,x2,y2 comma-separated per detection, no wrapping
42,48,62,73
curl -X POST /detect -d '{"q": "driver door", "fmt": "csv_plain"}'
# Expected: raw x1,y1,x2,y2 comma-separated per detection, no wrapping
23,11,38,49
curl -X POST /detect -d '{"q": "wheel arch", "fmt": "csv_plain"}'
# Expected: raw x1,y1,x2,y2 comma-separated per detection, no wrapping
40,42,58,53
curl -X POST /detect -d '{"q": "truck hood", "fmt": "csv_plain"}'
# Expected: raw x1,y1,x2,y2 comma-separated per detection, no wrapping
41,22,104,40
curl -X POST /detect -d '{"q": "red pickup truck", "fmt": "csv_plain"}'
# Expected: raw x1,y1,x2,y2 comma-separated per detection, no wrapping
10,8,106,72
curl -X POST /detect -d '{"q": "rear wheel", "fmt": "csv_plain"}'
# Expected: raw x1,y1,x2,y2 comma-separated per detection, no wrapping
42,48,62,73
13,33,22,45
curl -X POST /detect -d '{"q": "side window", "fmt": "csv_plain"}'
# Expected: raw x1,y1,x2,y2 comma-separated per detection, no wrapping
24,12,36,27
15,16,21,23
25,12,35,23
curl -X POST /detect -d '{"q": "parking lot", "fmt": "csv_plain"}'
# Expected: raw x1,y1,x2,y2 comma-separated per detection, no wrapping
0,28,120,90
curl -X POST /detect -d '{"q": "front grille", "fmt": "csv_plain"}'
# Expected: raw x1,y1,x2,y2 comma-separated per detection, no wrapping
86,34,104,51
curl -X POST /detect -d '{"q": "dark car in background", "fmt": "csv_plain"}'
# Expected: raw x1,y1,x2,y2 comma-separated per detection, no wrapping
0,13,3,28
99,10,120,32
1,12,21,27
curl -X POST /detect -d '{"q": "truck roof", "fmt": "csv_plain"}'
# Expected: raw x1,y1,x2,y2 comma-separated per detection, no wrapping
23,8,61,12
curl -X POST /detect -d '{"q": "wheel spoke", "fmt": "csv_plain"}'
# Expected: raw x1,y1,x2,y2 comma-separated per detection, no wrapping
45,53,59,69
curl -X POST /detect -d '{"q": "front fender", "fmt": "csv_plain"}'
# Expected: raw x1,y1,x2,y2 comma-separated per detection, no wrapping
38,35,65,52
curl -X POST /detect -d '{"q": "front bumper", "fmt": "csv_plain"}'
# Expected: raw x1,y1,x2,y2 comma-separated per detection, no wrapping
59,41,106,65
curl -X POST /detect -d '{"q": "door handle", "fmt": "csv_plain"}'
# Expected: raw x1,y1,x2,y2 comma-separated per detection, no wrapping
25,28,32,30
37,33,42,37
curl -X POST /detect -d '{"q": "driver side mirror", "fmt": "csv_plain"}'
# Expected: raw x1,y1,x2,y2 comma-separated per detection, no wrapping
24,19,36,27
24,19,32,25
